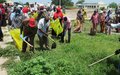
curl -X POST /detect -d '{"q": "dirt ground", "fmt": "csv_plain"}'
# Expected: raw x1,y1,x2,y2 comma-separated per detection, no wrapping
0,26,13,75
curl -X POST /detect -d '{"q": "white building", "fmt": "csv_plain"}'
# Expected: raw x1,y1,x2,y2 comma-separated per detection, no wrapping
118,3,120,9
76,0,107,9
6,0,13,3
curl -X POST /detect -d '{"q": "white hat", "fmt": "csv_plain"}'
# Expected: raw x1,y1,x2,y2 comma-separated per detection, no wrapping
18,5,23,8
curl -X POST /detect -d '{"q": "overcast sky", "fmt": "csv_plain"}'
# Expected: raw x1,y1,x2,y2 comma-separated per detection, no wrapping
13,0,120,4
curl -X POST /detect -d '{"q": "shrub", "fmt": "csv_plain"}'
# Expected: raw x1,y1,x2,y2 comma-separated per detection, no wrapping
8,56,55,75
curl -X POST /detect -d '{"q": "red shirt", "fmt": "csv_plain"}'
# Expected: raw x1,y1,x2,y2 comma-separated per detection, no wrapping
53,7,63,20
0,4,5,14
22,7,29,14
53,12,63,20
1,8,5,14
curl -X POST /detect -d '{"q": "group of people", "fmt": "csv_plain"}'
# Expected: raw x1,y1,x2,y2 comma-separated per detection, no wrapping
1,2,120,53
74,7,120,35
90,9,111,35
0,3,7,41
0,2,71,53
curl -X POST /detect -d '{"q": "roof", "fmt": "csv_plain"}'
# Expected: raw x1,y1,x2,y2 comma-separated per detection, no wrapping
98,0,105,5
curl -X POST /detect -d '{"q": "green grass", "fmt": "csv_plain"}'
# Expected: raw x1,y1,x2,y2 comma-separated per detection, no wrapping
1,21,120,75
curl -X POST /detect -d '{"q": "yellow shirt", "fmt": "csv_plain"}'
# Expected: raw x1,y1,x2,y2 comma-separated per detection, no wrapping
31,12,38,20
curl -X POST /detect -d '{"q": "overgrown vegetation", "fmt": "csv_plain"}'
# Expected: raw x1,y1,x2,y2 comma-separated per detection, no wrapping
8,56,55,75
0,21,120,75
108,2,118,8
76,0,85,4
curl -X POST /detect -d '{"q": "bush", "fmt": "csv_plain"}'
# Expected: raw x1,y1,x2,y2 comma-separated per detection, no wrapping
8,56,55,75
0,46,19,57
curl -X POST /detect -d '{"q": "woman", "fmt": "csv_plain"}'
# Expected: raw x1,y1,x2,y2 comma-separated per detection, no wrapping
105,10,112,35
74,8,83,32
90,10,99,32
99,11,105,33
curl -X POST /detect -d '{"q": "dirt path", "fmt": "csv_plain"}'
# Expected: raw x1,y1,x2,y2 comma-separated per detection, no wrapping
0,27,13,48
0,57,8,75
0,26,13,75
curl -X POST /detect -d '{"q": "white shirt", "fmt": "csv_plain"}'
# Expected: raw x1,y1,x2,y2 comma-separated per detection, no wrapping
34,4,38,11
37,18,50,37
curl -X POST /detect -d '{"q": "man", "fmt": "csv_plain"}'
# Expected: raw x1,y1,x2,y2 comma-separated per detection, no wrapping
20,17,37,52
22,5,30,19
61,17,71,43
12,8,23,28
0,6,3,41
52,7,63,37
22,5,29,14
37,15,50,50
37,6,46,22
0,4,6,27
34,2,38,11
115,8,120,32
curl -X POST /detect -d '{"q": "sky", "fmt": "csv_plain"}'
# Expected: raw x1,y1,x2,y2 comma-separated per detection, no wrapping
13,0,120,4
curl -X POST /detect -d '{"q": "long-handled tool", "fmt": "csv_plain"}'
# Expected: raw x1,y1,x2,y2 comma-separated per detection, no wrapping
88,53,115,67
88,49,120,67
47,35,56,49
48,36,56,49
20,35,33,47
44,34,56,49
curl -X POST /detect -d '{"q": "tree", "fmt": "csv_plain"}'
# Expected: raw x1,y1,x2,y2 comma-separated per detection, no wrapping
76,0,85,4
108,2,118,8
0,0,6,3
51,0,74,6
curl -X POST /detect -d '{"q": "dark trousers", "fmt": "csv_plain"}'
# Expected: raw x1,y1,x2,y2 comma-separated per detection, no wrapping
0,26,3,39
22,27,37,52
1,14,6,27
22,32,36,52
38,35,48,48
8,18,11,26
61,28,71,43
52,29,56,37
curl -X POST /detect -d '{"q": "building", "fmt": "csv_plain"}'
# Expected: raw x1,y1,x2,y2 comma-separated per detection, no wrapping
76,0,107,9
6,0,13,3
118,3,120,9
